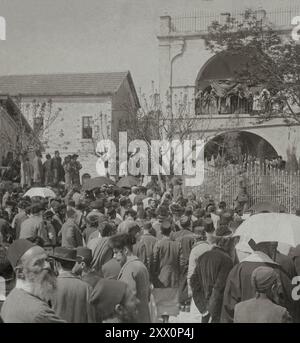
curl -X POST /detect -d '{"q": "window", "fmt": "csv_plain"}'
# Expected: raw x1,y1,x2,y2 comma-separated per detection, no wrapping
82,116,93,139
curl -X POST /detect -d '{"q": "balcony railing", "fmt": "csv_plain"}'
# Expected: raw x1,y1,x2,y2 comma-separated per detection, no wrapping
170,6,300,33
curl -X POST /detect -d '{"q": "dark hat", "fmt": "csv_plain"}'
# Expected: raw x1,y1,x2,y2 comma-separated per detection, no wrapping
17,200,30,210
192,219,204,228
50,200,61,210
76,247,93,266
169,203,183,214
91,199,104,210
51,247,77,262
156,206,169,220
143,222,153,231
30,202,44,214
203,218,214,233
219,211,233,225
193,208,206,218
7,239,35,269
89,279,127,319
72,154,79,158
43,210,55,220
86,214,100,225
66,208,77,218
216,224,232,237
180,215,191,229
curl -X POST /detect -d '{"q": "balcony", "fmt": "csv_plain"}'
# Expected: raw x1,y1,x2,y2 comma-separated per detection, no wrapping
160,5,300,36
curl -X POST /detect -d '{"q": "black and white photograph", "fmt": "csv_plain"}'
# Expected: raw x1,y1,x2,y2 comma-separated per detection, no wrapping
0,0,300,327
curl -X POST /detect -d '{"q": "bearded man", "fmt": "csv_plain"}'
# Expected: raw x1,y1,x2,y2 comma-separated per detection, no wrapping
1,239,65,323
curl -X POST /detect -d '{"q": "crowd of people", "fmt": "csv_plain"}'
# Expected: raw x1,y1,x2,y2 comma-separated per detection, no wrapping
209,154,287,171
1,150,82,191
195,85,283,117
0,176,299,323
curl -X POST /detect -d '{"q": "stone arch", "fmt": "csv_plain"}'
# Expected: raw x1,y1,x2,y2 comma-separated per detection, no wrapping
204,130,279,163
194,51,255,115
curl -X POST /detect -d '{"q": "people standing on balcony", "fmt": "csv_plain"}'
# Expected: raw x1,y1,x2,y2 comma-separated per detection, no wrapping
260,89,271,118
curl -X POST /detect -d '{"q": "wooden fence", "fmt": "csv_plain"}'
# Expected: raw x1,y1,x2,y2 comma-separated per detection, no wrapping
185,164,300,213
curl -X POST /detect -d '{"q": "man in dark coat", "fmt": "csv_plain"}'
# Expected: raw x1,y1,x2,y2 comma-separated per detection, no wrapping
102,257,121,280
51,247,95,323
109,233,151,323
221,241,298,323
1,240,65,323
60,208,83,248
152,221,182,321
132,222,158,283
190,234,233,323
52,151,63,185
88,222,115,273
174,216,195,311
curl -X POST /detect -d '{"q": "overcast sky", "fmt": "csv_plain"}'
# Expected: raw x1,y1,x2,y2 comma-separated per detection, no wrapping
0,0,297,93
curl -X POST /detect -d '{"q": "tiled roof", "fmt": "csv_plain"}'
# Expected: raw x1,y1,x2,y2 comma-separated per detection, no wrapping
0,71,131,96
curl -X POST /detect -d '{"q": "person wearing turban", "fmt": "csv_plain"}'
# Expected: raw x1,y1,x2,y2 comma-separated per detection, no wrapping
233,266,293,323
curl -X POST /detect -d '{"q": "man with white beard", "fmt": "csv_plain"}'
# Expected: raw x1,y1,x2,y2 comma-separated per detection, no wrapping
1,239,65,323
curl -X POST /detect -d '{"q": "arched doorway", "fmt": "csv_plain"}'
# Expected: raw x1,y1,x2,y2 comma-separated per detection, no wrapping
195,52,262,115
205,131,278,166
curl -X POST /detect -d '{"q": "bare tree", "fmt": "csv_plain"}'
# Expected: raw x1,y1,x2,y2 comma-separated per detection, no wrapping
119,84,212,191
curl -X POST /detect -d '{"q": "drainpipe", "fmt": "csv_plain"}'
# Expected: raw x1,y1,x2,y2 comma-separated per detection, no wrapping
170,39,185,115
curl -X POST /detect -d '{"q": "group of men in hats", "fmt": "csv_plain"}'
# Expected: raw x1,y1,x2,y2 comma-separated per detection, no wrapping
1,240,139,323
1,177,300,324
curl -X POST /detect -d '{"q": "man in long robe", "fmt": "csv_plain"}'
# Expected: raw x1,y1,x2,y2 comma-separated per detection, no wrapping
221,241,299,323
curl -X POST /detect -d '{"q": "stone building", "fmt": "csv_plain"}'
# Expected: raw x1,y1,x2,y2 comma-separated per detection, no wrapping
0,72,140,178
157,2,300,160
0,95,35,167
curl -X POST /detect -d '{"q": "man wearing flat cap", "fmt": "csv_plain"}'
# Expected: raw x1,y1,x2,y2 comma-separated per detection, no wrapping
234,266,292,323
1,239,65,323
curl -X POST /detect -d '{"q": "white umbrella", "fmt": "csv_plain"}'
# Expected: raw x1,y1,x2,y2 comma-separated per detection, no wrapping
24,187,56,199
233,213,300,247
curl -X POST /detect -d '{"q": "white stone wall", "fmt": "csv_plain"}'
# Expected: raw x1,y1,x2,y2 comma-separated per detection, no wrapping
19,96,112,178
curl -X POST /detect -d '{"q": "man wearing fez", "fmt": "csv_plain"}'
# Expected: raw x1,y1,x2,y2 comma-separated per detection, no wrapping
51,247,95,323
234,266,292,323
1,239,65,323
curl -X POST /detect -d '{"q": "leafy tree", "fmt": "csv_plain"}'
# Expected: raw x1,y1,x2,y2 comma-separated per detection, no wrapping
204,8,300,123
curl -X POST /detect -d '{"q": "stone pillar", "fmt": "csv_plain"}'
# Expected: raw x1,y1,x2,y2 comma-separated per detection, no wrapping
160,15,171,36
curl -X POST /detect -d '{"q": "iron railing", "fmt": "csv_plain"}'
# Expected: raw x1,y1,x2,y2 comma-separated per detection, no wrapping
170,6,300,33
